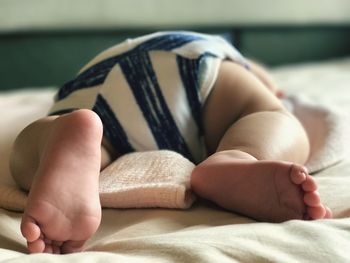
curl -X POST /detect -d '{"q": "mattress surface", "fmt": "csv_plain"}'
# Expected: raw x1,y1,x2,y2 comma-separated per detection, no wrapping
0,58,350,262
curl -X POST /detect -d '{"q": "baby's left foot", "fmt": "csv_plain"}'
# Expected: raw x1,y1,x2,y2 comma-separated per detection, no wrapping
191,153,332,222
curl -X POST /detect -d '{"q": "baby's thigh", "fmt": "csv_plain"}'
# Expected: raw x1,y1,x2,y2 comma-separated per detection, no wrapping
202,61,283,153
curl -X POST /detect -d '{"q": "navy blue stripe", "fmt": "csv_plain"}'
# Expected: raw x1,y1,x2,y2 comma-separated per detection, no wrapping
92,95,134,154
57,33,205,101
119,52,195,162
48,108,77,116
57,57,118,100
176,55,203,135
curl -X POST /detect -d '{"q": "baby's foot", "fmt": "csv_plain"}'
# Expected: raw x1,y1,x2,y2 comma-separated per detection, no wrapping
21,110,103,253
191,152,332,222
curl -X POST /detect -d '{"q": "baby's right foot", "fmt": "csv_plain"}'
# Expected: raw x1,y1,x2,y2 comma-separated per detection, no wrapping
21,110,103,254
191,152,332,222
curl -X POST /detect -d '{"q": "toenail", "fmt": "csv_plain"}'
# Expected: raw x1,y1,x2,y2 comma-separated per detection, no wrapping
299,171,307,179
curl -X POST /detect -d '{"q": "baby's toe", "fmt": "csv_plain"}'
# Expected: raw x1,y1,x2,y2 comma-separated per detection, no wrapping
290,164,307,184
27,239,45,254
304,191,321,207
52,241,63,254
43,244,54,253
302,176,317,192
307,205,326,219
52,244,61,254
61,240,86,254
21,215,41,243
43,238,55,253
324,206,333,219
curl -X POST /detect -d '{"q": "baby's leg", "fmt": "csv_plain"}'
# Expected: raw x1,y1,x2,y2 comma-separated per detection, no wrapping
10,109,112,254
191,61,332,222
247,59,285,98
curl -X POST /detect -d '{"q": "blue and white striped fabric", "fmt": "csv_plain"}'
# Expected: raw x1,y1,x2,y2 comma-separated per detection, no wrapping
49,31,248,163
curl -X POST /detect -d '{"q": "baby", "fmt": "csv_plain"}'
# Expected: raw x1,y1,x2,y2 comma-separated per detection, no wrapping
9,31,332,254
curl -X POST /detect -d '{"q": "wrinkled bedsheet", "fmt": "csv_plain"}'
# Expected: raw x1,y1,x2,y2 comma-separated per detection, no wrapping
1,58,350,262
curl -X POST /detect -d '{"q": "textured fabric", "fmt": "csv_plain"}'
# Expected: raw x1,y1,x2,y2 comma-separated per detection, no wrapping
99,150,196,209
1,58,350,262
49,31,248,163
282,94,346,173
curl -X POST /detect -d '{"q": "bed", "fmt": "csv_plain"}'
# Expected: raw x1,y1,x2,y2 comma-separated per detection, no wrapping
1,1,350,262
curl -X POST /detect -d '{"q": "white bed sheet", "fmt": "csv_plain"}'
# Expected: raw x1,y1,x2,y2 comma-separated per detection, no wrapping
1,58,350,262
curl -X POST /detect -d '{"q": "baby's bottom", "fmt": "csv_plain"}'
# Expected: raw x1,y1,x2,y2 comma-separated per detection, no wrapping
191,61,331,222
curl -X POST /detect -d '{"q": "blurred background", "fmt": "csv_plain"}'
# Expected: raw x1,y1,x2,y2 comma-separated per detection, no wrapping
0,0,350,90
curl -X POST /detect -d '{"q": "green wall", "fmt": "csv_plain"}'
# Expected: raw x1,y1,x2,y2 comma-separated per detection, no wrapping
1,27,350,90
0,31,136,90
238,27,350,66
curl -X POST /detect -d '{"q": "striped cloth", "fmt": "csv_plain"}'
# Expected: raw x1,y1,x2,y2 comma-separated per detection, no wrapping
49,31,248,163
